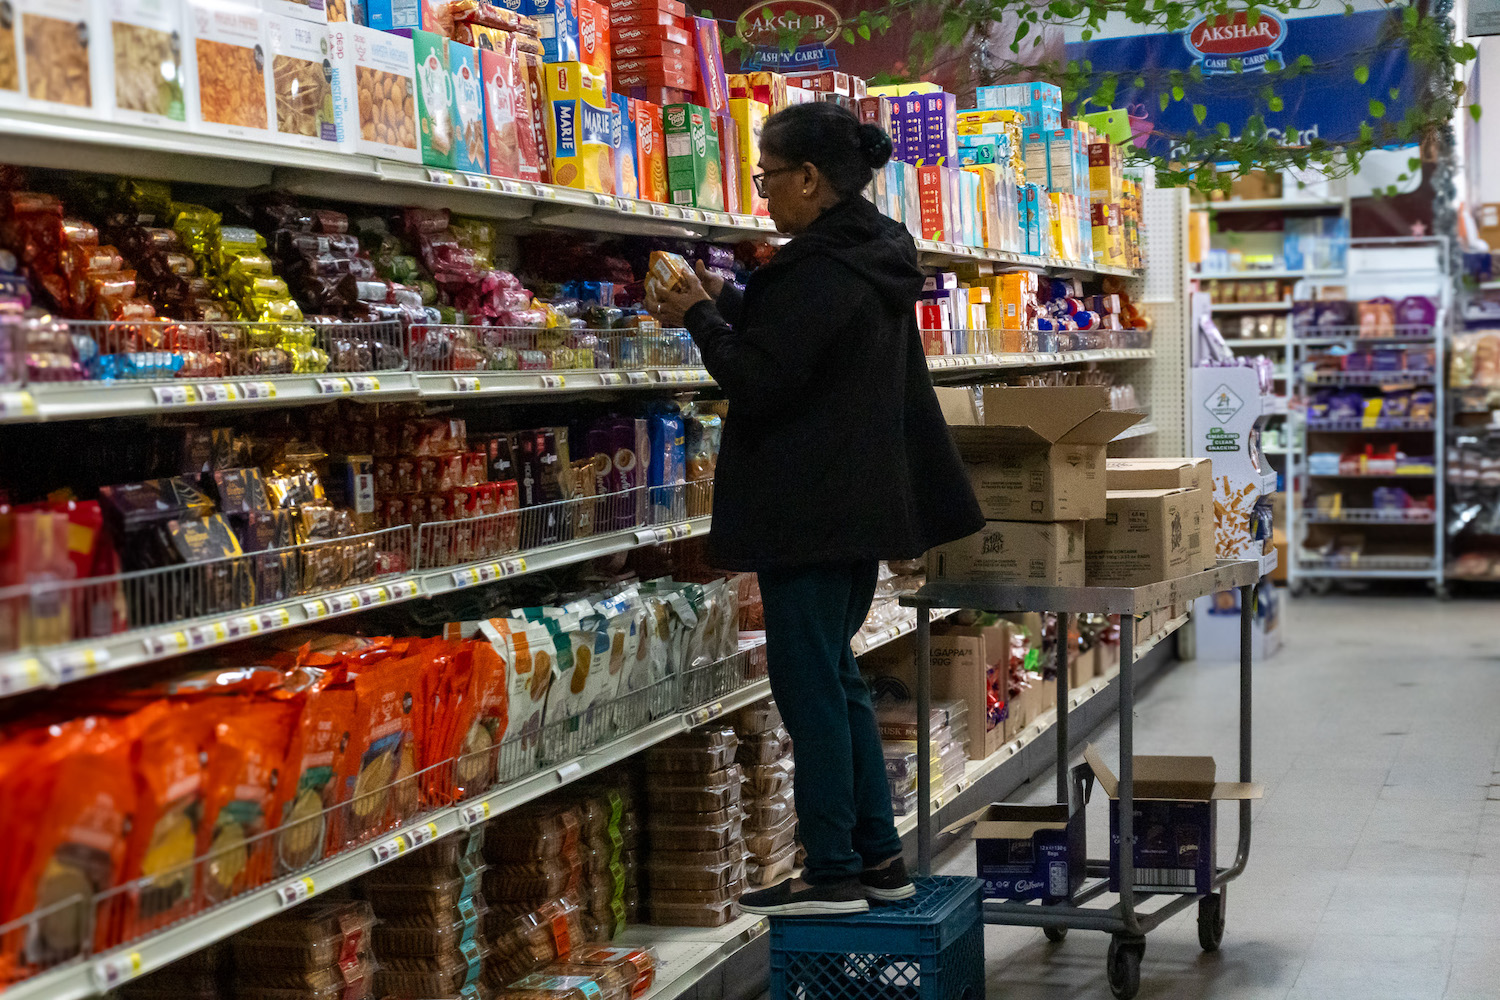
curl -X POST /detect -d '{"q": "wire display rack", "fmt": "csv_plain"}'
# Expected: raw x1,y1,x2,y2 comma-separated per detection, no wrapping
902,561,1262,1000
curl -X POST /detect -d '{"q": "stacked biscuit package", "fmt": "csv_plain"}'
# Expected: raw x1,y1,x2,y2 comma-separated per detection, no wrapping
733,701,798,889
641,727,746,925
230,900,379,1000
362,829,490,999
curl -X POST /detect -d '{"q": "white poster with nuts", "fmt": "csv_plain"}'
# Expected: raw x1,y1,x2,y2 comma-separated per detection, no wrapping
184,0,274,141
100,0,189,129
16,0,103,117
328,21,419,162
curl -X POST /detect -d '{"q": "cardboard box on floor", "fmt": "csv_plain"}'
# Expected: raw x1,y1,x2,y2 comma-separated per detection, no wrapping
1085,488,1197,587
937,385,1142,521
944,762,1093,901
1105,458,1215,572
927,520,1085,586
1084,744,1262,896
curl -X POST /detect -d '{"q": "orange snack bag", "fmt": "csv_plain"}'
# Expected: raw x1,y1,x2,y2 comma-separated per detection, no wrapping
1,720,132,970
119,701,216,940
274,676,356,872
333,657,420,848
648,250,693,295
200,700,299,904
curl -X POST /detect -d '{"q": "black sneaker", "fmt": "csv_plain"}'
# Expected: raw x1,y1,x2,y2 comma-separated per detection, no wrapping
739,877,870,917
861,855,916,902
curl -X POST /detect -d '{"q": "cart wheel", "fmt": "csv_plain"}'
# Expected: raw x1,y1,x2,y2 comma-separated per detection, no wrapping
1043,924,1068,944
1106,936,1143,1000
1197,890,1226,952
1435,583,1451,601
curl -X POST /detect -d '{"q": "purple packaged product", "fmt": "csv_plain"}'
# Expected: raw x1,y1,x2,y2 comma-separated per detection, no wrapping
1396,295,1437,327
922,91,957,164
1328,392,1363,419
1290,300,1318,332
1370,349,1405,371
1405,346,1435,371
892,95,925,164
1314,301,1354,328
1307,390,1332,420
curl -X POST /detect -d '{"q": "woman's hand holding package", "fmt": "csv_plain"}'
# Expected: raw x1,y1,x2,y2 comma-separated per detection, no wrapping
645,261,714,327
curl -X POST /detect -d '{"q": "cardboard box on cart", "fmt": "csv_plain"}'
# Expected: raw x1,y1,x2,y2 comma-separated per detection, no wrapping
944,762,1093,901
1105,458,1215,573
1085,488,1197,587
941,386,1142,522
1085,744,1262,896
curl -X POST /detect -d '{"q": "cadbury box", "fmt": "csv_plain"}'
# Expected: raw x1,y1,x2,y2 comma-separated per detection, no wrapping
927,520,1084,587
941,385,1141,521
1085,488,1196,587
1085,744,1262,896
1106,458,1214,572
944,762,1091,901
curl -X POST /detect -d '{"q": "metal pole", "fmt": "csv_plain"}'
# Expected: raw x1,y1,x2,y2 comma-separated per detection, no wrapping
1055,610,1070,805
1117,611,1137,933
1239,584,1253,784
916,606,932,876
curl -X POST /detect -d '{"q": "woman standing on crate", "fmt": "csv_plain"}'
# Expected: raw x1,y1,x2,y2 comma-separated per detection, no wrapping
647,101,983,917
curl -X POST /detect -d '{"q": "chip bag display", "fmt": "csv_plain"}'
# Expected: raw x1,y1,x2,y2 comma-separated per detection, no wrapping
200,701,299,904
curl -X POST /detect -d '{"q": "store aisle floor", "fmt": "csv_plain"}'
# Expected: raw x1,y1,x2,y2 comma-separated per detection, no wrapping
937,596,1500,1000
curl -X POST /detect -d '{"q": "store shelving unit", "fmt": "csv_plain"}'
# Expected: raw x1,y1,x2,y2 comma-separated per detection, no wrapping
1287,237,1451,596
0,94,1183,1000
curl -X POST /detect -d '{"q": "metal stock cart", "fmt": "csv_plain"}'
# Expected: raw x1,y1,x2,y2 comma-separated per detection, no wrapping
902,560,1263,1000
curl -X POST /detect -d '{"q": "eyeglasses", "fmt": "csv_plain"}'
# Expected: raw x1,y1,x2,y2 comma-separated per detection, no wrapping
752,166,801,198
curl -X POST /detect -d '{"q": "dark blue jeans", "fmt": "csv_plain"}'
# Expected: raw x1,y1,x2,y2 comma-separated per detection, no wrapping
759,559,903,884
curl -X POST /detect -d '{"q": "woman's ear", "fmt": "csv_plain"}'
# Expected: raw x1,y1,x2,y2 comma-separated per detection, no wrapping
800,162,818,197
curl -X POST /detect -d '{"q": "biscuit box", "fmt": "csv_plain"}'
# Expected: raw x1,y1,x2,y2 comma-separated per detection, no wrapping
101,0,189,128
329,21,419,161
411,29,455,168
944,763,1092,901
533,0,581,62
448,40,487,173
543,60,615,193
663,102,723,210
186,0,274,141
632,97,667,201
941,385,1142,522
611,92,639,198
20,0,103,118
1085,745,1262,896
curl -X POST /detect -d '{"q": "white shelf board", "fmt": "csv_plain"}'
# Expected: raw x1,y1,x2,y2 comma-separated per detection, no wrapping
0,516,711,698
1199,269,1345,280
1196,196,1345,212
1211,300,1293,312
0,352,1153,424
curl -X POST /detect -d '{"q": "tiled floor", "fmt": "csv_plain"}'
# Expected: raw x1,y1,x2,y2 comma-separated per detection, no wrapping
935,595,1500,1000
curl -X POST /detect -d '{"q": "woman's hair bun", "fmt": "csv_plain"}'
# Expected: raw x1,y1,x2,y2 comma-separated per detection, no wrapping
857,122,894,169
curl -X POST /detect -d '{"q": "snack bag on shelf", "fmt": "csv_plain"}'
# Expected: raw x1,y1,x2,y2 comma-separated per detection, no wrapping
330,22,420,161
273,678,355,873
266,15,339,149
101,0,188,129
200,700,299,905
186,0,274,141
333,652,422,847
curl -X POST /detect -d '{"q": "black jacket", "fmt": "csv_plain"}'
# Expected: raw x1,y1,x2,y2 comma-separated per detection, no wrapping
683,196,984,571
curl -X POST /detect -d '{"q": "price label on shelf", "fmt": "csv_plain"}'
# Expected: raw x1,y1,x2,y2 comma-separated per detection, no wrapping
592,193,617,209
93,952,144,990
460,800,491,827
303,599,331,619
48,647,109,681
633,527,662,545
0,658,46,693
498,179,527,196
648,203,670,218
462,173,496,191
349,376,381,393
197,382,239,403
500,557,527,577
407,822,439,849
682,208,705,223
622,199,644,215
660,523,693,542
539,374,566,389
239,380,277,400
225,615,257,639
276,876,316,906
184,622,227,649
556,761,584,783
686,701,723,727
325,592,363,614
152,384,198,406
452,376,482,392
258,608,292,631
535,185,558,201
0,391,37,418
316,377,353,395
358,585,392,606
427,169,457,186
598,372,624,386
371,834,409,864
626,371,651,385
143,631,190,658
389,579,420,600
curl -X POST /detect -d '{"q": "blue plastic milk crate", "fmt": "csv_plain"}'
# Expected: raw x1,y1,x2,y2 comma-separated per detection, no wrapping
769,876,985,1000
